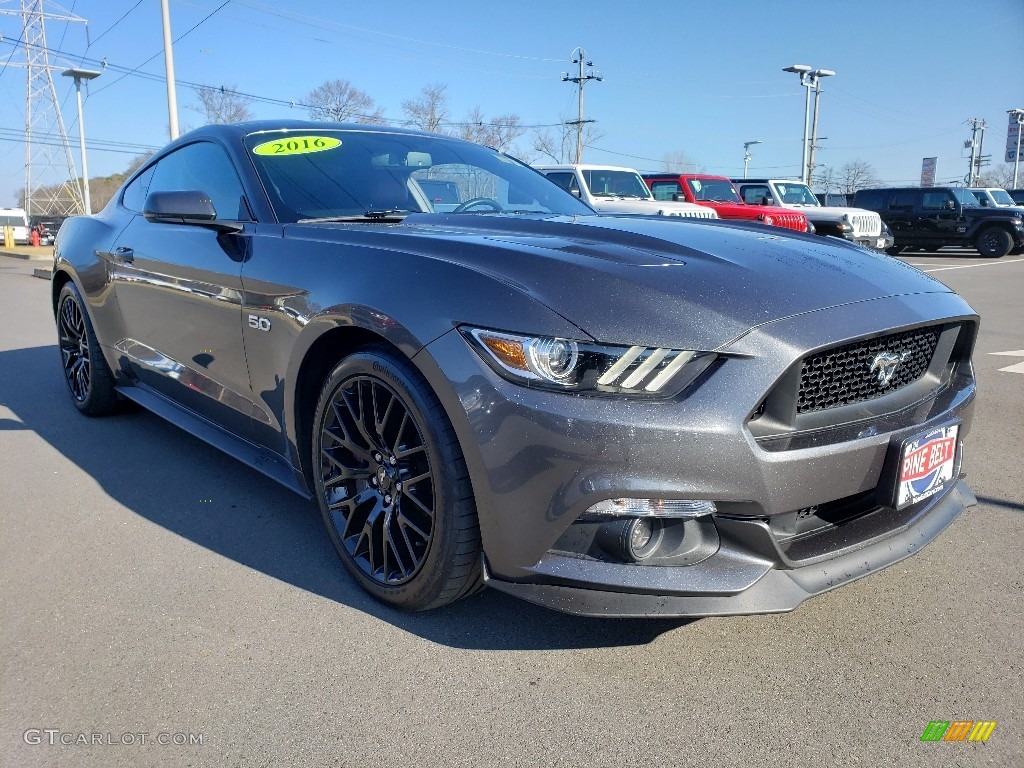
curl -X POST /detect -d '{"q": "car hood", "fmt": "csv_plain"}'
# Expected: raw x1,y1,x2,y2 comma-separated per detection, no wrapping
963,206,1024,219
288,213,950,350
704,202,804,220
785,204,879,222
588,197,717,217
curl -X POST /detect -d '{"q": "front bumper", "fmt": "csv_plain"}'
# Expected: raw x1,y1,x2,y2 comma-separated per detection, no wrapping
853,232,895,251
485,479,975,617
417,291,978,617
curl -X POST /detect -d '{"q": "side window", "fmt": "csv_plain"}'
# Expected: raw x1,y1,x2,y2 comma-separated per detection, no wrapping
147,142,251,221
650,181,680,201
740,185,771,205
890,191,916,211
854,190,883,210
545,172,577,194
121,165,156,213
921,191,953,211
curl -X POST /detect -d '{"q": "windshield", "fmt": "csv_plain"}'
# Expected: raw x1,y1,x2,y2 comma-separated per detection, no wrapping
988,189,1015,206
686,178,741,203
581,169,652,199
243,129,593,222
951,188,981,206
772,182,820,206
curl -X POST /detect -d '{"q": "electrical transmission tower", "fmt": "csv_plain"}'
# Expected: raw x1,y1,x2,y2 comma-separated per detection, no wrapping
561,47,601,164
0,0,87,216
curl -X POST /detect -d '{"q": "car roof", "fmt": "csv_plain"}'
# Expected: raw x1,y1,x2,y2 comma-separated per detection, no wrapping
533,164,640,172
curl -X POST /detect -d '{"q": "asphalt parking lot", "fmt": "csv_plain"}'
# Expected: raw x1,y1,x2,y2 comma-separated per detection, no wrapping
1,249,1021,768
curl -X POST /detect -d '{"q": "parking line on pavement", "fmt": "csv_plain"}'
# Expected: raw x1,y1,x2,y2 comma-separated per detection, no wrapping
921,258,1024,273
990,350,1024,374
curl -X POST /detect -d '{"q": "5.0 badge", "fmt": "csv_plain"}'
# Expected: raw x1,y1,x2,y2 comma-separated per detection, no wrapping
248,314,271,332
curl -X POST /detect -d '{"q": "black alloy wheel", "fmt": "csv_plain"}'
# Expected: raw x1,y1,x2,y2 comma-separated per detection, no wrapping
56,282,118,415
974,227,1013,258
313,347,482,610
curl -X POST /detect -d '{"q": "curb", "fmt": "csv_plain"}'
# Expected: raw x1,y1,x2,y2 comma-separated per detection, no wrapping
33,268,52,280
0,250,54,262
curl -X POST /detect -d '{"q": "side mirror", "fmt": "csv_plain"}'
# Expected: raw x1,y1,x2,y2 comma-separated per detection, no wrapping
672,193,685,202
570,188,581,198
946,200,956,210
143,190,243,234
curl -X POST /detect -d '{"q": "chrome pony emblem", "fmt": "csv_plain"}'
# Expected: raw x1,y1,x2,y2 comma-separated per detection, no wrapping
870,351,911,387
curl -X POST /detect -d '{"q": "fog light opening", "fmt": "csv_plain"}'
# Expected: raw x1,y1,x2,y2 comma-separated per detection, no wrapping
596,517,665,563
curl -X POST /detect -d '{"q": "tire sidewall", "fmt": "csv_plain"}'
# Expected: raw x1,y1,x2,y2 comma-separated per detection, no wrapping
57,282,109,414
312,348,467,609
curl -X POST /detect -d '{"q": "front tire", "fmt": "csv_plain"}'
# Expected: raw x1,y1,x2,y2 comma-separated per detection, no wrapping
974,227,1013,258
312,346,482,611
56,282,118,416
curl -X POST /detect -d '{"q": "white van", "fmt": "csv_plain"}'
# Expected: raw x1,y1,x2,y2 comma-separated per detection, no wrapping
0,207,30,245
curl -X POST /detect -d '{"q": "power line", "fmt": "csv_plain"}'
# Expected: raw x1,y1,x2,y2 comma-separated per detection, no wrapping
89,0,230,97
86,0,144,50
230,0,566,62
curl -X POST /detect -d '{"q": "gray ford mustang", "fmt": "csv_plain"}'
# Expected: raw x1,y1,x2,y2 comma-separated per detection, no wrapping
53,121,978,617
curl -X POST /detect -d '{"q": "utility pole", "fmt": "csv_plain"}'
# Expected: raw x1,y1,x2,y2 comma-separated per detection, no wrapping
1,1,88,217
965,118,986,186
561,48,601,164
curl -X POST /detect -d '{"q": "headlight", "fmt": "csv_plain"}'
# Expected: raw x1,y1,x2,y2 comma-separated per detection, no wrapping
463,327,716,396
758,213,775,225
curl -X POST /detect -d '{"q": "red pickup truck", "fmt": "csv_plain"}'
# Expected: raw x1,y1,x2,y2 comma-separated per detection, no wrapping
642,174,810,233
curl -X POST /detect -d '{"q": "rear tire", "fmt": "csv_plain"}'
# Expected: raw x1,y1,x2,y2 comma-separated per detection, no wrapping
885,245,903,256
56,282,119,416
312,346,482,611
974,227,1013,258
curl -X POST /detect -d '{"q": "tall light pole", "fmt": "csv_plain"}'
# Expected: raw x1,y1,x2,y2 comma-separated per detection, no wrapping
1009,108,1024,188
783,65,834,185
61,68,101,215
743,140,761,178
161,0,180,140
807,70,835,184
783,65,812,183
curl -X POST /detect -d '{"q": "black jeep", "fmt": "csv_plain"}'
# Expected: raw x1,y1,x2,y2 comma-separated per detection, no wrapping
853,186,1024,257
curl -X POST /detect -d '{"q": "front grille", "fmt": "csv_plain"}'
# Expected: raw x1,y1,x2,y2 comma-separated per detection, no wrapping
797,326,941,413
772,212,806,232
850,213,881,237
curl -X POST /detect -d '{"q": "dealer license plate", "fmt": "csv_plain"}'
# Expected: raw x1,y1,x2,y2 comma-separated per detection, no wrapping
895,425,959,509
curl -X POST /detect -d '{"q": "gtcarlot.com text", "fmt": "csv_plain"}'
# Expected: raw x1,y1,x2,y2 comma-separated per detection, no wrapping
23,729,204,746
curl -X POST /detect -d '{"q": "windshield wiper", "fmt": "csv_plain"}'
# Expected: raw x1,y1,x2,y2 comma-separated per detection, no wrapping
297,209,411,223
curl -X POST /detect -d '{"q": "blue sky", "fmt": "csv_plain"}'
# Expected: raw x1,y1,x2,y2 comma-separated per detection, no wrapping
1,0,1022,208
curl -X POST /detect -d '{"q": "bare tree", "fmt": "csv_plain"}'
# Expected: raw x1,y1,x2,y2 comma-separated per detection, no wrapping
661,151,704,174
456,107,525,153
529,118,604,164
813,166,837,193
190,84,254,125
837,160,881,194
305,79,386,124
401,83,449,133
123,152,154,177
978,164,1016,189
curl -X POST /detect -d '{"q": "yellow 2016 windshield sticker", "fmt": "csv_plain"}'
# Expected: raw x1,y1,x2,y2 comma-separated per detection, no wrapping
252,136,341,156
